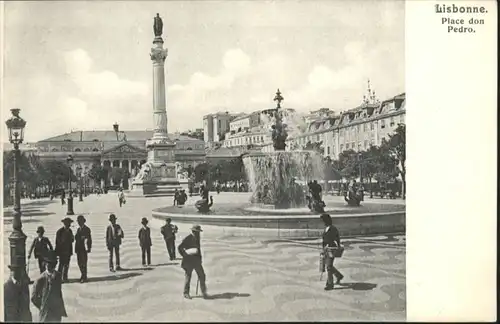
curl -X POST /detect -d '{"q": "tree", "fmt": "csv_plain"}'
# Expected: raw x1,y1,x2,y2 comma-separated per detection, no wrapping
194,162,210,183
387,124,406,199
110,168,125,187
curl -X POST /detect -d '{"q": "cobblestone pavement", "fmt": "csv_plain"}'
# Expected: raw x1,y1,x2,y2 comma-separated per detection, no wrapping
3,194,405,322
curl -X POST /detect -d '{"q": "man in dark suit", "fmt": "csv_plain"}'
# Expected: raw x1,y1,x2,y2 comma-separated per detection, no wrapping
55,217,75,282
138,217,152,266
106,213,124,272
75,215,92,283
31,250,68,322
178,224,208,299
28,226,54,273
161,218,178,260
320,213,344,290
4,265,32,322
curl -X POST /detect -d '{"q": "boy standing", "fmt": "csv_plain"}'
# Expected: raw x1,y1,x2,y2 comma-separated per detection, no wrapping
138,217,152,266
28,226,54,273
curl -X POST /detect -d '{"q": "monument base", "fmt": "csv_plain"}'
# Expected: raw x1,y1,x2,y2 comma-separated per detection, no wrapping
128,179,182,197
128,149,182,197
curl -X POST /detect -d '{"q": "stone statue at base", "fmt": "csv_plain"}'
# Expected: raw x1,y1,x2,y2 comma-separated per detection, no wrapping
195,196,213,213
133,163,151,182
195,184,213,213
344,181,362,207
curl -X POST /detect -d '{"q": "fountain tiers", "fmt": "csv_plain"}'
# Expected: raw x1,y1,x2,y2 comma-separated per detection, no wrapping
242,150,325,209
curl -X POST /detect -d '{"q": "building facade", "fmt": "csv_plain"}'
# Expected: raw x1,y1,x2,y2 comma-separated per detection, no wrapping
261,92,406,159
203,112,242,147
33,128,206,184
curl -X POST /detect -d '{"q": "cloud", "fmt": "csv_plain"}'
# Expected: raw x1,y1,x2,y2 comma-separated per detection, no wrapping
63,49,148,98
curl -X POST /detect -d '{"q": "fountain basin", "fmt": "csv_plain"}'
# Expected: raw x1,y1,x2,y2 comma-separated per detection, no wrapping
151,201,405,238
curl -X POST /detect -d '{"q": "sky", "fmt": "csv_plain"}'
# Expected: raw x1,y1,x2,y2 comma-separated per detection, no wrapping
1,0,405,143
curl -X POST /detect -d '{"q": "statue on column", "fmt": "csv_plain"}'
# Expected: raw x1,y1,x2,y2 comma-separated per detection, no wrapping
153,13,163,37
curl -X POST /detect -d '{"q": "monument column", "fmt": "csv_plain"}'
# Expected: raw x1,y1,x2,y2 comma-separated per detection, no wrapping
130,13,181,197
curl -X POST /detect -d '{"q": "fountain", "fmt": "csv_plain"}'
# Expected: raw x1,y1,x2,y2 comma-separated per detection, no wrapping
242,89,325,209
151,89,405,238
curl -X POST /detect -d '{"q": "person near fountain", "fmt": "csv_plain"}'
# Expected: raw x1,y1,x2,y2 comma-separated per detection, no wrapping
178,225,208,299
177,189,188,206
173,189,179,206
320,213,344,291
161,218,178,261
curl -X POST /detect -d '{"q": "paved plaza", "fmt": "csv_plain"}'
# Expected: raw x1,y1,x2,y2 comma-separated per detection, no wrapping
3,193,405,322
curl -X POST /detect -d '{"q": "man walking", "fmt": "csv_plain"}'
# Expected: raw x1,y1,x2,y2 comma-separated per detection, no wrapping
106,213,124,272
31,251,68,322
118,188,126,207
320,213,344,290
28,226,54,273
4,265,32,322
178,224,208,299
138,217,152,266
55,217,74,282
160,218,178,261
75,215,92,283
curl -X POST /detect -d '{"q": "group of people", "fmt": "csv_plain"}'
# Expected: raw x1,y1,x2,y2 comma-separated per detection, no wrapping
173,188,188,206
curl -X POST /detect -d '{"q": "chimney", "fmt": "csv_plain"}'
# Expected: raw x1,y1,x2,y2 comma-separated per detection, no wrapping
113,123,119,132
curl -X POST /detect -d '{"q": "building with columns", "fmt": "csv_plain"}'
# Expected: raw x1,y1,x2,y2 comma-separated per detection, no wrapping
33,128,205,186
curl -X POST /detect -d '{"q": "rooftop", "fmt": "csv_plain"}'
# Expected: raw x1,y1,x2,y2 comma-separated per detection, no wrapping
38,130,203,143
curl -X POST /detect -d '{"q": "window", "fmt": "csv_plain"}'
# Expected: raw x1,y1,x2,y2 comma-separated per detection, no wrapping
358,143,362,150
357,125,361,132
340,144,344,152
92,148,99,152
51,148,58,152
327,146,330,155
381,119,386,129
74,148,81,152
400,115,405,124
370,122,374,130
390,117,395,126
363,123,368,131
187,147,193,151
316,135,320,141
364,140,368,148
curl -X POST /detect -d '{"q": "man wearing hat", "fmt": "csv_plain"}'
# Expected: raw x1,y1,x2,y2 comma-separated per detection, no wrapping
31,250,68,322
161,218,178,261
55,217,75,282
4,264,32,322
178,224,208,299
75,215,92,283
28,225,54,273
320,213,344,291
138,217,152,266
106,213,124,272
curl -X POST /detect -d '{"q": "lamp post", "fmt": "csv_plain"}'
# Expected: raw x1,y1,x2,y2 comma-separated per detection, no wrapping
66,155,75,215
5,108,31,285
76,165,83,202
83,166,88,197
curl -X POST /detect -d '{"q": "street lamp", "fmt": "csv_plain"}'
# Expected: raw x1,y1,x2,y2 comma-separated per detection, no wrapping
5,108,31,288
76,165,83,202
66,155,75,215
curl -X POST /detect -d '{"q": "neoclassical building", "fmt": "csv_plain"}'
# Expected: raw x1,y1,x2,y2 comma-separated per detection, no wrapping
34,127,206,182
